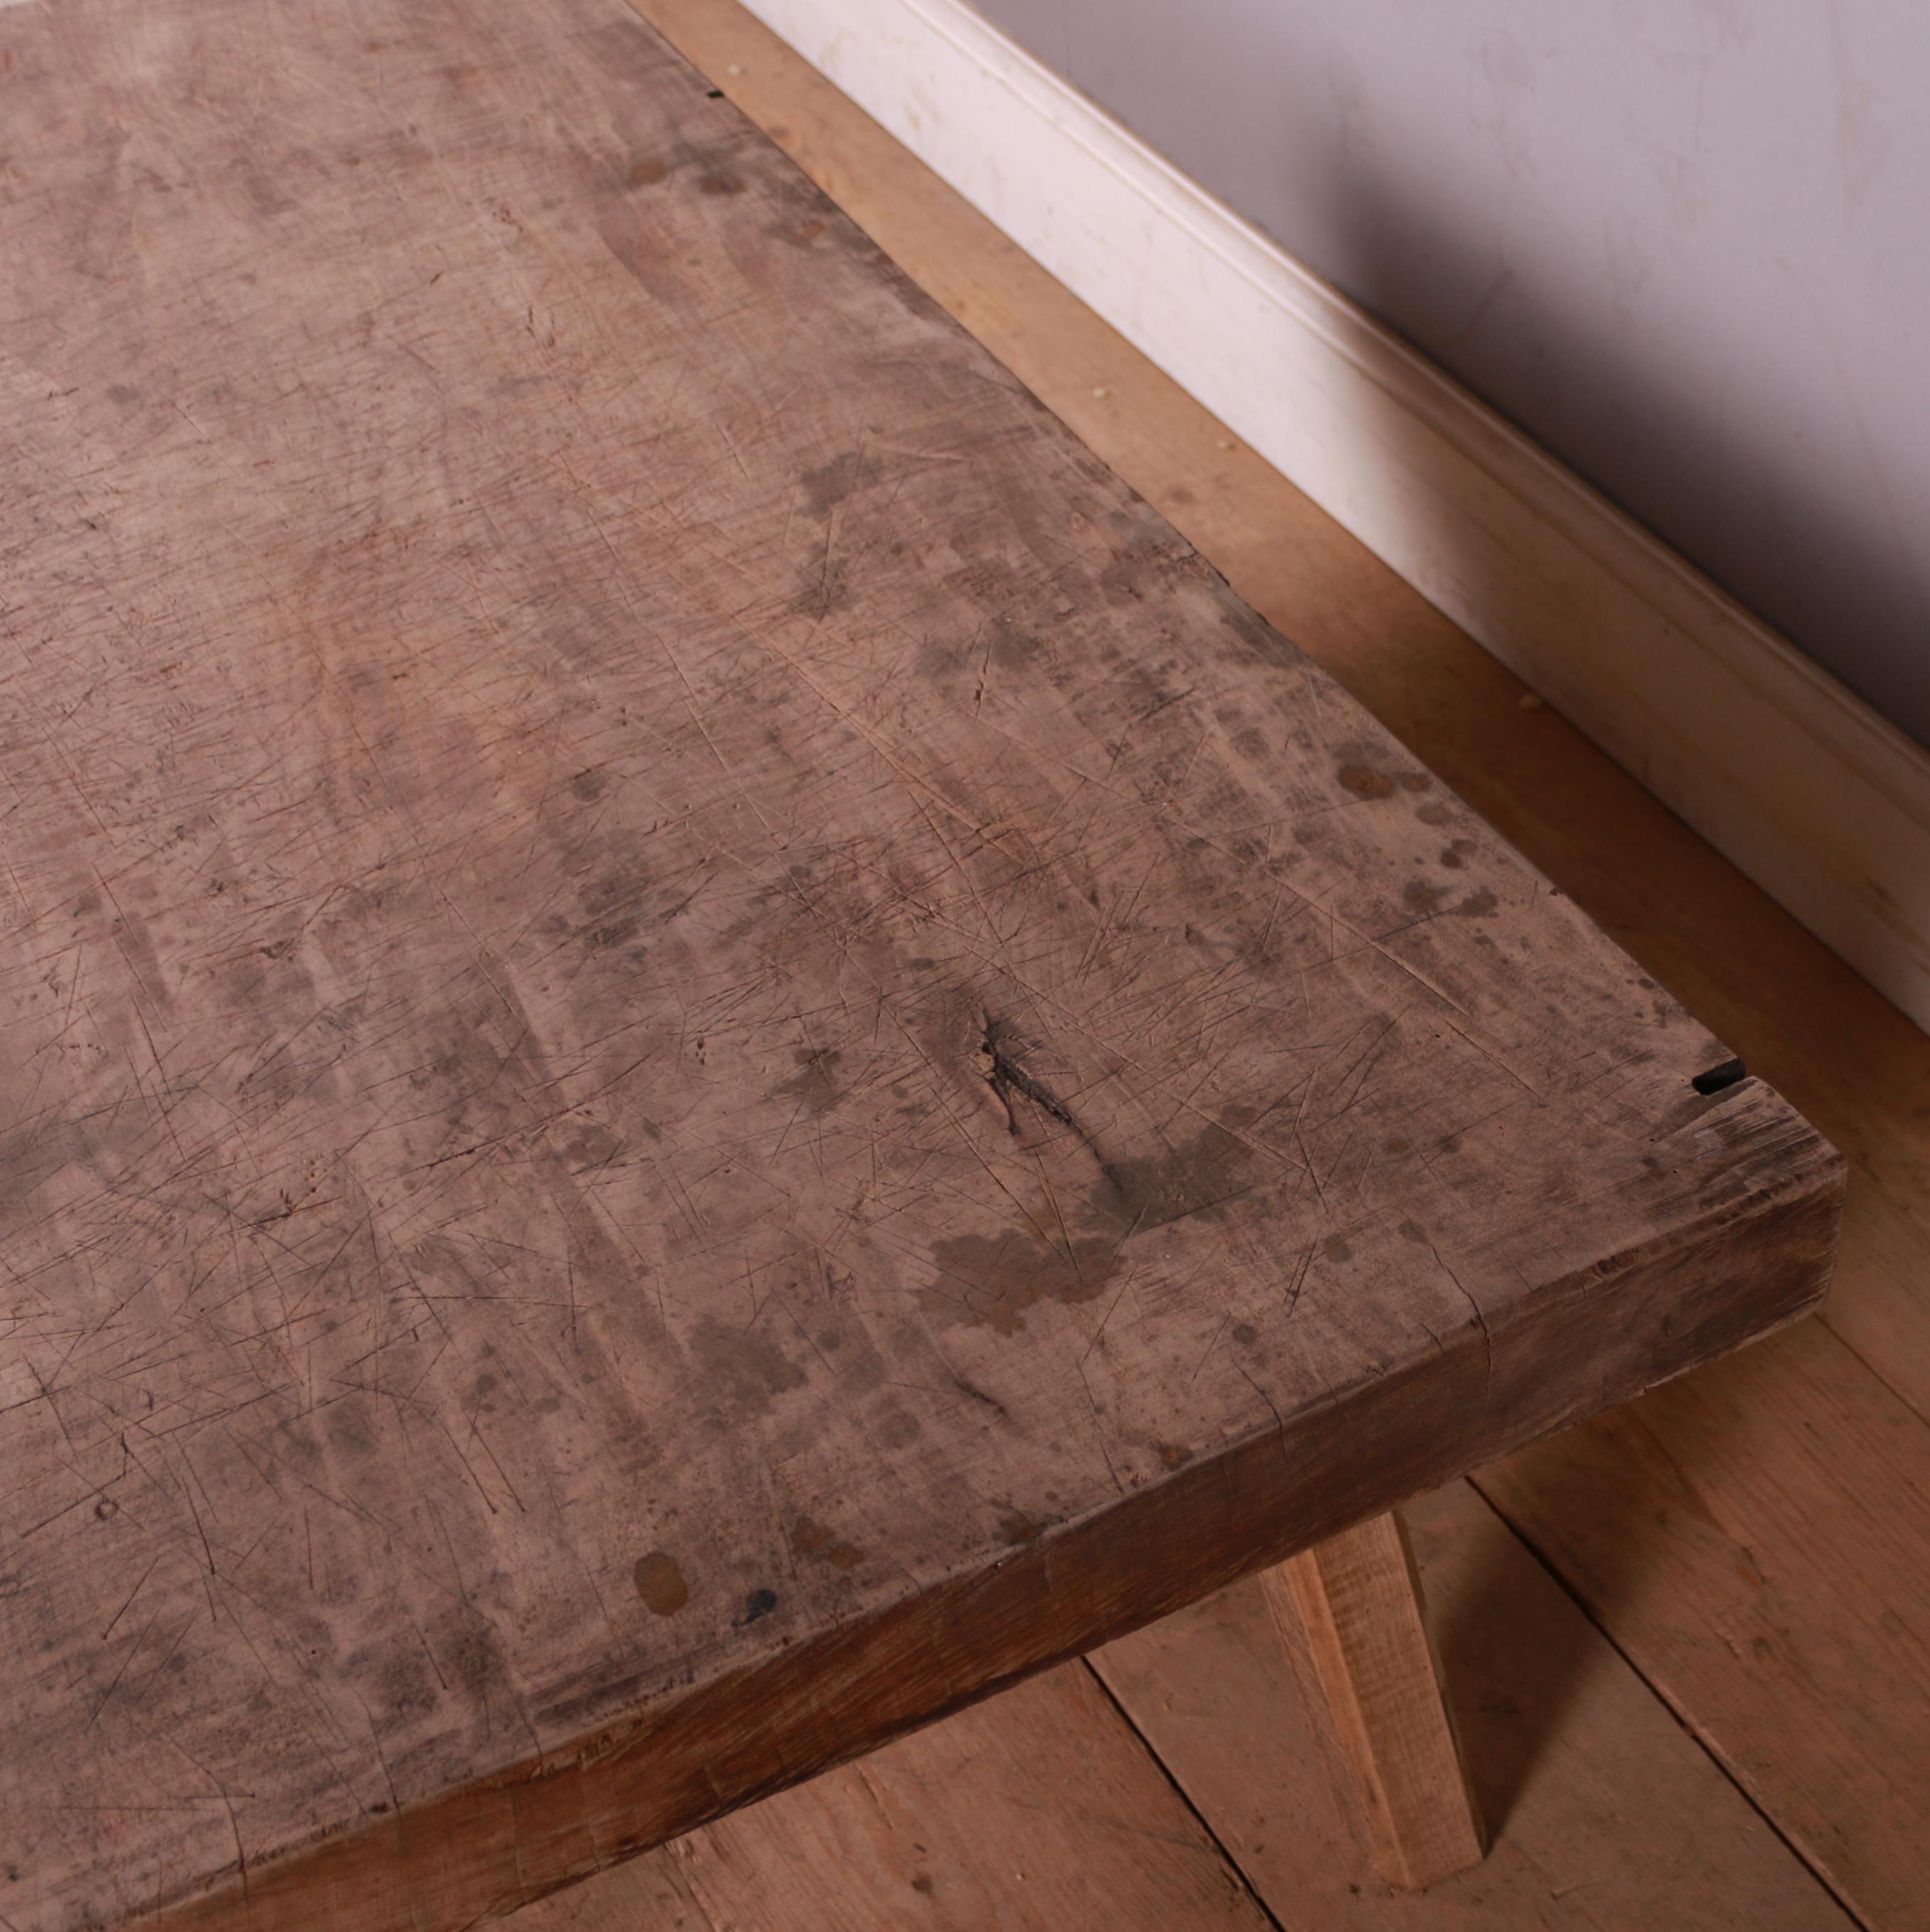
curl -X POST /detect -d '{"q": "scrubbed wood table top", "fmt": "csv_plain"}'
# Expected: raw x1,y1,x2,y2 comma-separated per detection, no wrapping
0,1,1843,1928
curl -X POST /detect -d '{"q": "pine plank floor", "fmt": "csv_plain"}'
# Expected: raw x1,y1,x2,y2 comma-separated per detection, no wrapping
508,1,1930,1922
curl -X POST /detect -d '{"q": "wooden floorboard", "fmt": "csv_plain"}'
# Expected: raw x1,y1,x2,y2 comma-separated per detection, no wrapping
1091,1479,1852,1931
1474,1325,1930,1929
515,1664,1277,1932
518,0,1930,1923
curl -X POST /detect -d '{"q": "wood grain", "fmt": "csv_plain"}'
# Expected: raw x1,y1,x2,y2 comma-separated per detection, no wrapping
1092,1479,1855,1930
0,2,1840,1928
1474,1323,1930,1929
715,0,1930,1046
510,1475,1852,1931
519,1662,1276,1932
1262,1511,1484,1889
622,4,1930,1919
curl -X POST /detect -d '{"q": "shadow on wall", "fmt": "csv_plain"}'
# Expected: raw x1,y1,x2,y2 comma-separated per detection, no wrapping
1316,135,1930,749
972,0,1930,750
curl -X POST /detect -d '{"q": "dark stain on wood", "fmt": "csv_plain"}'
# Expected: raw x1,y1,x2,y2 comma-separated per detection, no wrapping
799,448,879,515
1338,764,1395,799
635,1553,690,1617
925,1227,1118,1335
772,1048,843,1115
690,1316,809,1417
562,1121,625,1170
925,1105,1266,1335
1089,1120,1266,1239
791,1516,863,1571
770,215,828,248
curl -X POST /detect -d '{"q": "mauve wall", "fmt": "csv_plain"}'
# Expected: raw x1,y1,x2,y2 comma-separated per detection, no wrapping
975,0,1930,747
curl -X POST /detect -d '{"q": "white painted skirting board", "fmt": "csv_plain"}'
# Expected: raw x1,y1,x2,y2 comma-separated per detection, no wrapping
735,0,1930,1035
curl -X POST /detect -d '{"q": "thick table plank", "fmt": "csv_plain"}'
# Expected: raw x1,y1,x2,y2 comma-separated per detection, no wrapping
634,6,1930,1919
0,2,1842,1928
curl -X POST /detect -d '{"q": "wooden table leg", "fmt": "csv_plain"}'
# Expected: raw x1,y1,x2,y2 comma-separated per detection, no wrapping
1258,1507,1486,1890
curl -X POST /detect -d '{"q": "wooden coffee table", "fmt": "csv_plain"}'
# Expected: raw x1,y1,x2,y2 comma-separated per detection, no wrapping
0,1,1843,1926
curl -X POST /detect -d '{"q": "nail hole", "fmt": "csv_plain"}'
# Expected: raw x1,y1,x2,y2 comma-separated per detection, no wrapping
1691,1058,1748,1096
706,87,725,98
